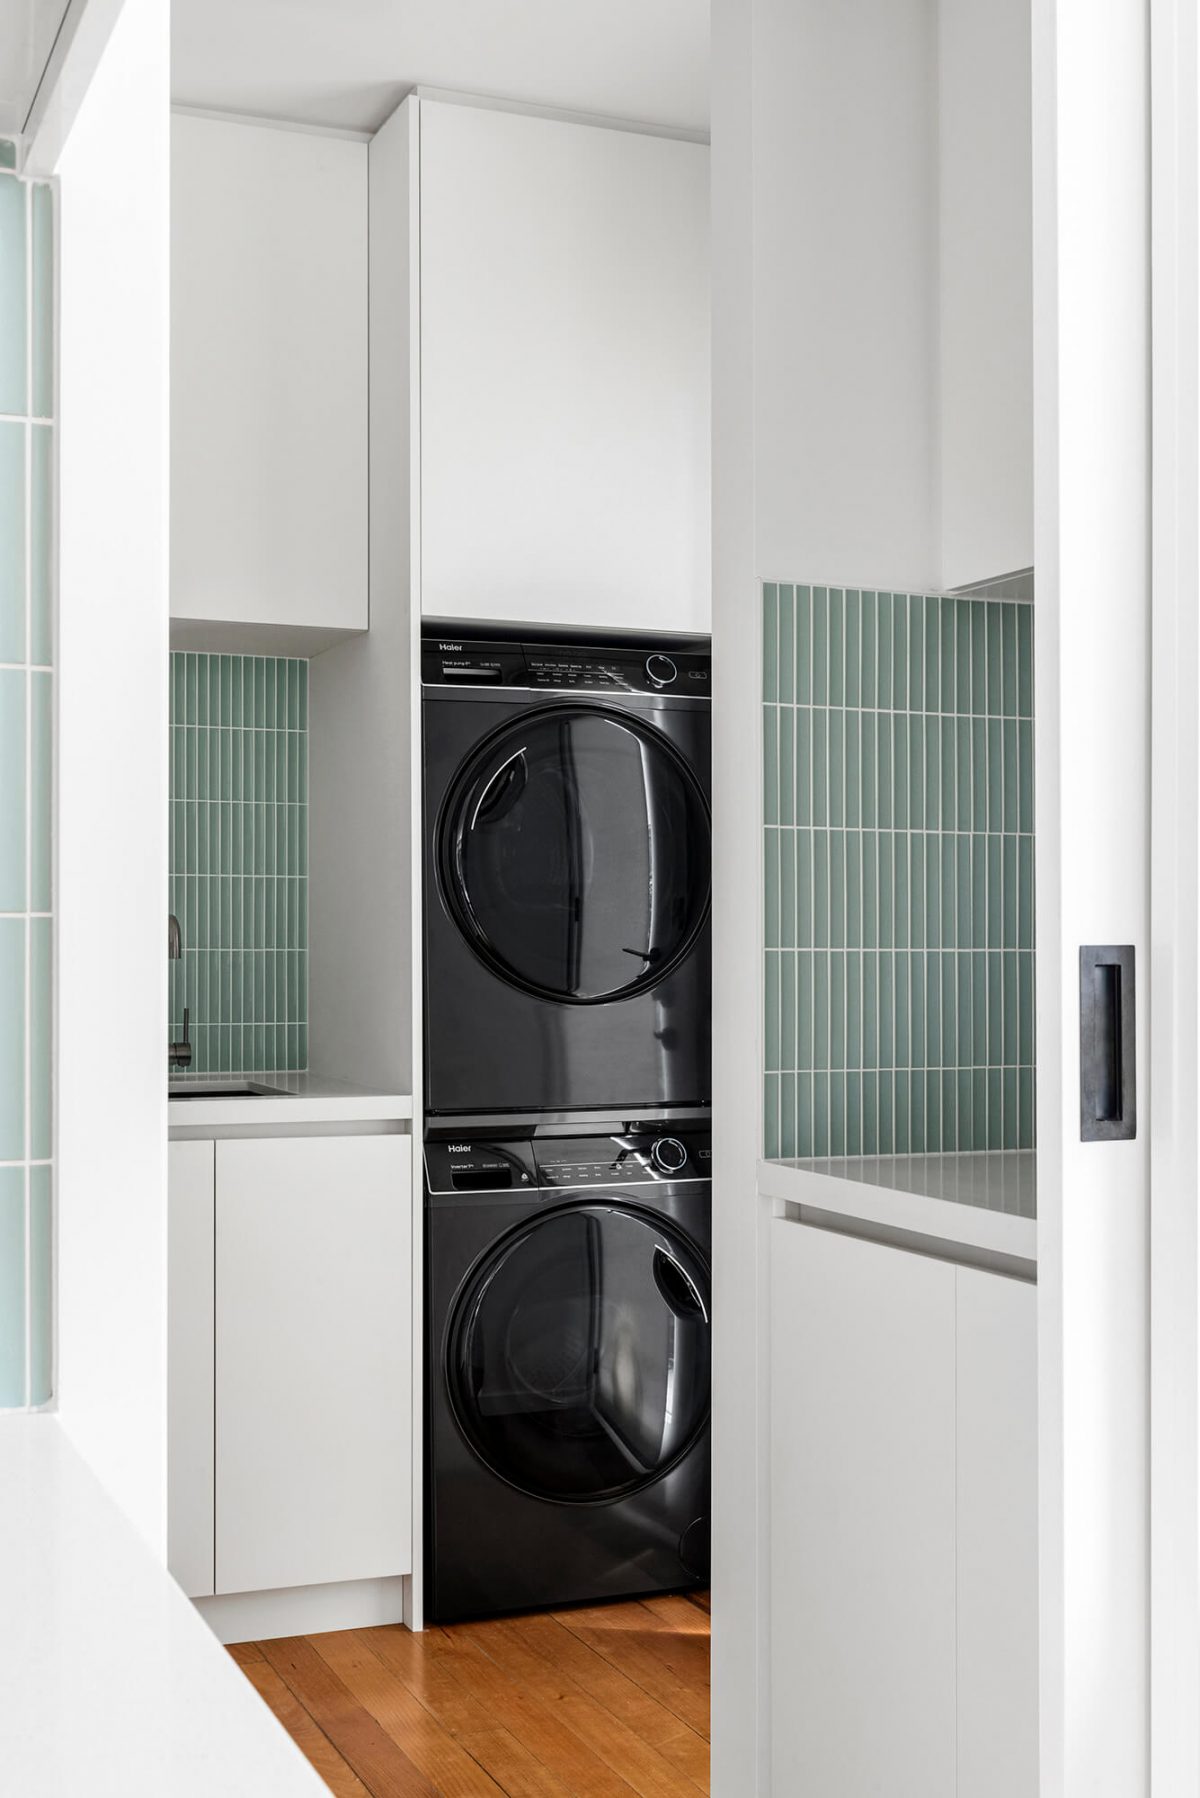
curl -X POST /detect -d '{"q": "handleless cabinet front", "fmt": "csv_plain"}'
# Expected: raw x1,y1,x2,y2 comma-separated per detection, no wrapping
168,1139,216,1599
214,1135,411,1595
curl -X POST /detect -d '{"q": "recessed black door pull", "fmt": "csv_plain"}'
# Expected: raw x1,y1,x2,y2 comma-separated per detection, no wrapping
1080,946,1136,1141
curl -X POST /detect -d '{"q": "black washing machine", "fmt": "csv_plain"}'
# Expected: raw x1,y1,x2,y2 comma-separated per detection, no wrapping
425,1122,711,1622
422,623,712,1117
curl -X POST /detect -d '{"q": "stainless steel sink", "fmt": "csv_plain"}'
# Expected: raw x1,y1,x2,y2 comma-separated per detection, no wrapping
167,1079,290,1099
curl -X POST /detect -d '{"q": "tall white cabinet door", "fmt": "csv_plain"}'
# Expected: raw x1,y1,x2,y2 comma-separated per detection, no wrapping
171,114,368,636
419,99,710,634
214,1135,411,1595
956,1268,1039,1796
167,1139,215,1599
769,1218,957,1798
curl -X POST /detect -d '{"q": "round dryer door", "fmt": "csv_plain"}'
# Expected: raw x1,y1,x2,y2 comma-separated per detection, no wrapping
447,1203,711,1504
437,705,711,1003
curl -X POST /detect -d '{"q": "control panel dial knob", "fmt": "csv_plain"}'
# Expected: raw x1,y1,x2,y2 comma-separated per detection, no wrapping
645,654,678,688
651,1136,688,1175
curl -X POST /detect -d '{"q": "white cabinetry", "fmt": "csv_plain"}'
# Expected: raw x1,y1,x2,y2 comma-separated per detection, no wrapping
167,1134,411,1602
171,114,368,643
167,1139,216,1599
770,1218,1037,1797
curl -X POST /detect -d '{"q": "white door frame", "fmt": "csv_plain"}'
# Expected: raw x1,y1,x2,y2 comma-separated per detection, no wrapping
1149,0,1200,1787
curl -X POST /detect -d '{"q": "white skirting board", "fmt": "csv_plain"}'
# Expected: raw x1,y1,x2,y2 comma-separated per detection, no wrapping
194,1575,409,1645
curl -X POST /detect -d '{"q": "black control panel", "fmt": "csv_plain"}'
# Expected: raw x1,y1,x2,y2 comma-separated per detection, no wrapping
425,1127,711,1195
422,627,711,698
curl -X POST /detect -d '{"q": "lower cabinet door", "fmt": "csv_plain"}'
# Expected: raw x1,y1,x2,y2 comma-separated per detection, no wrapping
168,1139,216,1598
770,1217,958,1798
214,1134,412,1595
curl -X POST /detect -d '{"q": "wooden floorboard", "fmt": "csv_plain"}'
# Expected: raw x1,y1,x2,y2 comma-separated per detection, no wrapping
231,1596,710,1798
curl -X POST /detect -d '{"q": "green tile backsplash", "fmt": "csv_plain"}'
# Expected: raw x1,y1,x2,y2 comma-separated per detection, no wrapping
0,163,54,1409
169,653,309,1074
763,583,1036,1160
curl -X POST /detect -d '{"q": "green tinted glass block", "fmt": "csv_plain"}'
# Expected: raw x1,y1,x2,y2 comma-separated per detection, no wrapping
796,586,812,704
829,588,844,705
0,423,24,662
29,1164,51,1403
844,591,860,706
778,586,795,705
860,592,877,707
877,592,893,709
30,917,50,1160
0,1167,25,1405
31,673,51,911
31,184,53,419
0,177,27,415
0,920,24,1159
0,672,26,910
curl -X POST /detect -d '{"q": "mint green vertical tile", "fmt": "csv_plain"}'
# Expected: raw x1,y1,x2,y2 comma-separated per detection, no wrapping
830,1071,846,1156
971,603,988,717
956,718,972,831
29,1165,51,1403
1003,1067,1019,1148
763,1076,779,1157
28,430,59,659
829,588,844,704
814,953,830,1069
1003,719,1020,831
1002,605,1018,715
1003,951,1019,1063
846,954,862,1068
0,673,26,909
1018,605,1034,717
797,951,814,1070
941,836,957,950
764,955,780,1072
893,715,908,830
780,950,797,1073
878,1070,894,1152
0,143,14,171
956,1071,975,1150
986,835,1002,948
796,1072,814,1156
940,717,956,833
1018,720,1034,833
831,953,846,1069
829,832,845,949
956,600,972,713
828,711,844,827
986,718,1003,831
895,961,910,1070
939,597,956,713
909,716,924,829
910,952,926,1068
812,710,828,827
764,830,780,947
860,713,876,826
812,1072,830,1156
844,591,860,706
1003,835,1019,948
924,715,940,829
811,587,828,705
860,592,877,707
943,1071,959,1150
846,1072,862,1154
1019,953,1035,1067
1018,836,1035,950
878,956,894,1070
893,836,909,948
778,586,795,705
941,956,958,1066
971,952,988,1066
895,1070,911,1152
843,710,859,828
956,836,973,948
911,849,926,949
845,833,861,949
908,595,925,712
926,1070,942,1148
877,592,893,709
878,836,894,948
0,1168,25,1405
957,957,973,1074
812,831,828,948
971,835,987,951
780,829,797,949
1018,1067,1035,1149
971,718,987,831
259,657,273,728
862,833,878,948
0,177,27,415
910,1068,926,1151
30,917,50,1160
31,673,51,911
780,1072,797,1156
916,596,934,714
31,185,53,419
0,424,25,662
762,708,778,824
892,594,908,711
877,716,893,829
986,952,1003,1065
986,603,1002,714
983,1067,1001,1147
0,919,24,1159
297,657,308,732
862,1071,879,1153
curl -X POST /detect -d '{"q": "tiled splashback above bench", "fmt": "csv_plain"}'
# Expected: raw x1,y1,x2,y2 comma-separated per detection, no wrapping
763,584,1035,1160
169,653,308,1075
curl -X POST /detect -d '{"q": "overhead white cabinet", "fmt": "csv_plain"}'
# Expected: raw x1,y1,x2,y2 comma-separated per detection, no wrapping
167,1139,216,1599
214,1135,411,1595
770,1217,1037,1797
416,100,711,633
171,114,368,643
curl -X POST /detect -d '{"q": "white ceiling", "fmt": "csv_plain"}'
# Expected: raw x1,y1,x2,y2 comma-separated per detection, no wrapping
0,0,71,136
171,0,710,137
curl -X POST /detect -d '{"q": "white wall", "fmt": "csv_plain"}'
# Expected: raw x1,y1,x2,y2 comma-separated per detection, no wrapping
939,0,1034,588
54,0,170,1551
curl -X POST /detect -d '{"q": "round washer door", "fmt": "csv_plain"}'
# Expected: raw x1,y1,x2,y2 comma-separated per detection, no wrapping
447,1202,711,1504
438,705,711,1003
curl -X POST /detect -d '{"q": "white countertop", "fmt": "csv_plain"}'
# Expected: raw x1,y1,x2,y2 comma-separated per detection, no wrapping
758,1151,1037,1262
167,1070,413,1129
0,1416,326,1797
